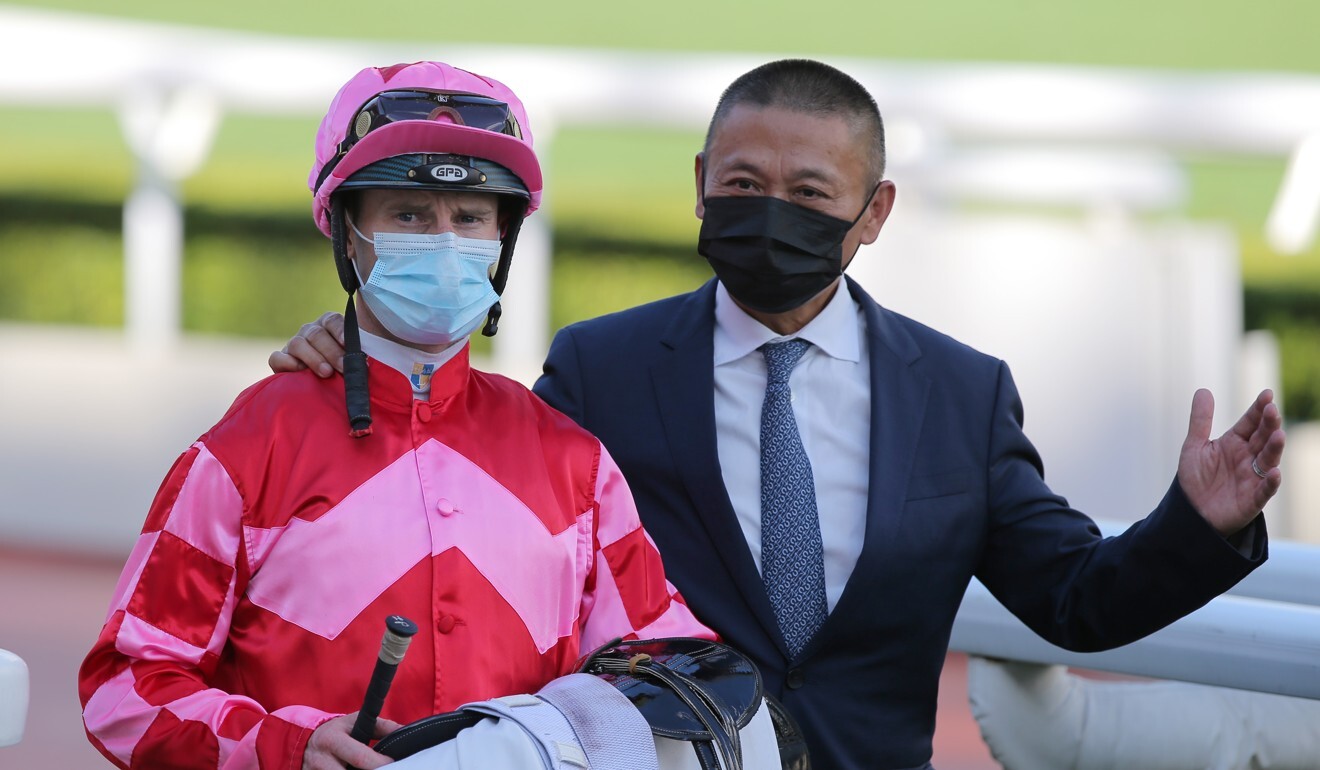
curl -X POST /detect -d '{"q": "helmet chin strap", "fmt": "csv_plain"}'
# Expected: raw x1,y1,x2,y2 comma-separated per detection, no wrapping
482,204,526,337
342,298,372,438
330,196,373,437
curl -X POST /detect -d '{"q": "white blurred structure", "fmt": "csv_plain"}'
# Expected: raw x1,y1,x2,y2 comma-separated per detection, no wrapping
953,520,1320,766
967,657,1320,770
0,649,28,747
119,84,222,353
854,210,1244,521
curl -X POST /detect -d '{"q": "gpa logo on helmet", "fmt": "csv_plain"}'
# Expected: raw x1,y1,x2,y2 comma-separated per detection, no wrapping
430,165,469,182
407,159,487,186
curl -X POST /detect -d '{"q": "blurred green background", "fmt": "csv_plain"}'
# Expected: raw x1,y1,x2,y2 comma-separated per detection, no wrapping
3,1,1319,416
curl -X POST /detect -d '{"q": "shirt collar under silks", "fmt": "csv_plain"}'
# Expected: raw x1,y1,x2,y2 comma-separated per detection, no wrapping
713,279,862,367
360,330,471,406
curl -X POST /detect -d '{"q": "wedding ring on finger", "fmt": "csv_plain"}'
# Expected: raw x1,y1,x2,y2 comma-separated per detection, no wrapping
1252,458,1268,479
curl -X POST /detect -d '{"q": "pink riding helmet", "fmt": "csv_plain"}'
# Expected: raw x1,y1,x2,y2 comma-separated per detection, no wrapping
309,61,543,237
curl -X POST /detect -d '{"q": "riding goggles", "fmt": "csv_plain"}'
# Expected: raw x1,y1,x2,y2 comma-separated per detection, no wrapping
337,89,523,156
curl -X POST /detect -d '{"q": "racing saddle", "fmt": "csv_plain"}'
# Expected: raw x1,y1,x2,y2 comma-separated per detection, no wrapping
373,637,810,769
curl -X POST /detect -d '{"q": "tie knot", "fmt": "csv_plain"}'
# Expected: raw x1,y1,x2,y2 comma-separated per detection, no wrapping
762,339,811,385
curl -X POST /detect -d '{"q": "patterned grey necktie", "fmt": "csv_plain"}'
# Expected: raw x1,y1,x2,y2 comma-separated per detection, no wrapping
759,339,829,658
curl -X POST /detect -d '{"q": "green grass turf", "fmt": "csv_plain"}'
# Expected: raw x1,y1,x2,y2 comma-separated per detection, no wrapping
9,0,1320,72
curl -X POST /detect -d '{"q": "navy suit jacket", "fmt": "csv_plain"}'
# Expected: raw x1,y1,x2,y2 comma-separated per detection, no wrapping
534,276,1265,770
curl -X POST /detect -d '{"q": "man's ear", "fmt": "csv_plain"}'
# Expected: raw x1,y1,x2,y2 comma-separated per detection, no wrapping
694,152,706,220
859,180,897,246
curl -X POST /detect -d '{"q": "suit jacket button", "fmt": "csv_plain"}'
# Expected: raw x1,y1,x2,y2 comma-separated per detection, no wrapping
786,668,806,689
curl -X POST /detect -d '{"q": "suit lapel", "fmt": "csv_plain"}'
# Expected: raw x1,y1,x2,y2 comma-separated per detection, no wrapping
825,278,930,626
650,281,789,653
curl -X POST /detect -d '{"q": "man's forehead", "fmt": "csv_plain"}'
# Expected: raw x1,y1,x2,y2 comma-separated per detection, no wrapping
707,107,862,177
365,188,498,207
713,104,861,146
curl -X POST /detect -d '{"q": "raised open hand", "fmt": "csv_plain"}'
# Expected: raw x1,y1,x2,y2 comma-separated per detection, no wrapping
1177,389,1285,537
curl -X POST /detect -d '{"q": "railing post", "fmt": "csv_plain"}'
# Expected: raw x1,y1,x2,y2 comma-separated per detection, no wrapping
116,82,221,355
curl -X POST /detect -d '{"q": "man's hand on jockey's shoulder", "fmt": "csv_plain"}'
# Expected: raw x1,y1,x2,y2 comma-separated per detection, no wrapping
303,712,400,769
270,312,347,378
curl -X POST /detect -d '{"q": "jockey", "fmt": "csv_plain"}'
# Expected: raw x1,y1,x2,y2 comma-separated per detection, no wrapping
78,61,712,770
307,61,543,436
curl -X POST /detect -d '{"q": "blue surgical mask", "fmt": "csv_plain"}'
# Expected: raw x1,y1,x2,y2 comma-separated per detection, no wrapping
350,221,501,347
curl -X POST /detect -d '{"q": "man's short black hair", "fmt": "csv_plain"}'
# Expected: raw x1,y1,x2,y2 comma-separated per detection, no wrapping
704,59,886,186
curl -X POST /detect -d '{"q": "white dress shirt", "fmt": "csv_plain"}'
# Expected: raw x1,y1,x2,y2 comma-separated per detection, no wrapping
712,281,871,612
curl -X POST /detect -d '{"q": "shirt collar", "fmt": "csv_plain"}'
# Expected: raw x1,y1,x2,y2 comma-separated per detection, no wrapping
713,279,861,366
360,330,468,400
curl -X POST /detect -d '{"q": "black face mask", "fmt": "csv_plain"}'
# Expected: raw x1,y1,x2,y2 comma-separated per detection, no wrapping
697,192,874,314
